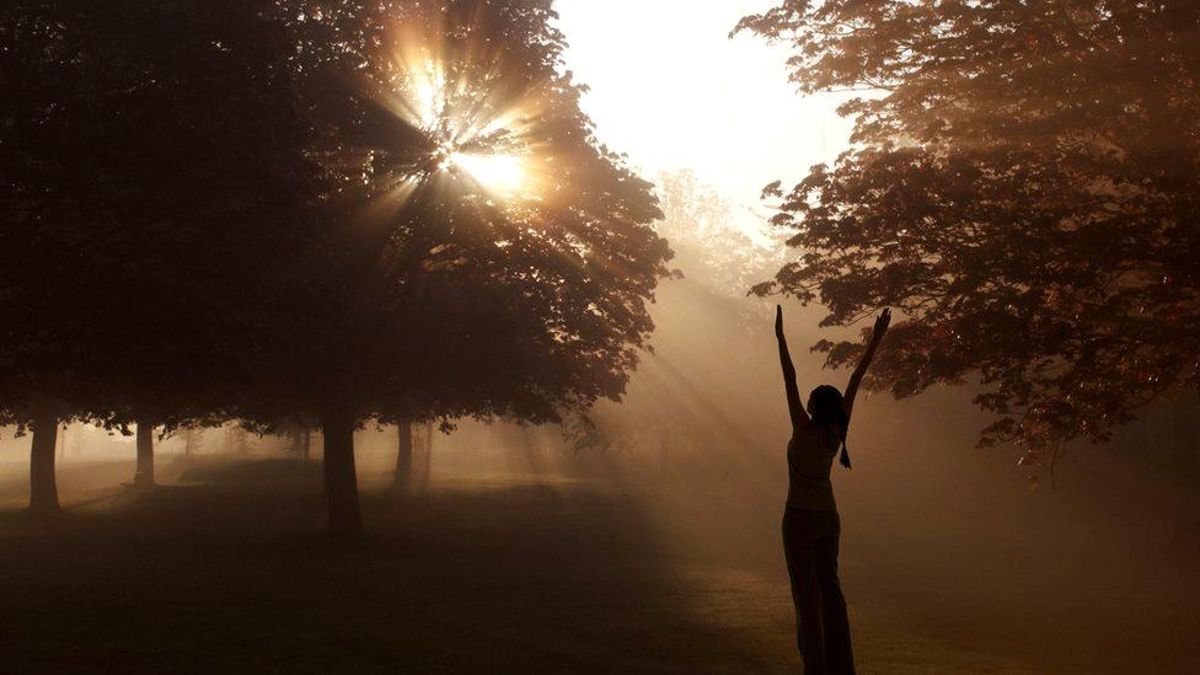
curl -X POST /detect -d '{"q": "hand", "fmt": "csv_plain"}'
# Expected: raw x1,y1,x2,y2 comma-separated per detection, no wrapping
873,308,892,337
775,305,785,337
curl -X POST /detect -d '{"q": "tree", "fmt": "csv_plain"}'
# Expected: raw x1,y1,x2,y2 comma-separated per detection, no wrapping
2,1,669,530
238,0,672,535
394,418,415,486
654,170,783,299
737,1,1200,465
0,1,317,504
181,427,205,457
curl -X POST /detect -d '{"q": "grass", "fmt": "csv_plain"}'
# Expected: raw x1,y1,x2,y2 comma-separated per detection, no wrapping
0,455,1195,673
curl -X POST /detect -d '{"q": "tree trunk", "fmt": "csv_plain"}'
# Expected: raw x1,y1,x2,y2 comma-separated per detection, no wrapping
419,421,433,488
302,427,311,461
29,406,61,516
394,418,413,485
134,420,155,489
321,408,361,537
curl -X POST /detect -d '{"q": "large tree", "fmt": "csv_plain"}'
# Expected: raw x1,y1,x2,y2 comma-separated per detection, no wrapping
0,0,316,507
737,1,1200,466
246,0,672,535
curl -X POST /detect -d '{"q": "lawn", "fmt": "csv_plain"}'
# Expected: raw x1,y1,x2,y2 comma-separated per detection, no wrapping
0,456,1195,673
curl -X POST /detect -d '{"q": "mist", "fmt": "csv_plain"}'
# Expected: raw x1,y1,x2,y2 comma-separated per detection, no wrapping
2,0,1198,672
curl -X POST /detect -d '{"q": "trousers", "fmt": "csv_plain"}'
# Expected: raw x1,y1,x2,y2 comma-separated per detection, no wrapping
782,507,855,674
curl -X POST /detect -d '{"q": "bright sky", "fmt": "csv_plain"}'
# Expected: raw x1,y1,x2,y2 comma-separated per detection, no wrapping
554,0,855,232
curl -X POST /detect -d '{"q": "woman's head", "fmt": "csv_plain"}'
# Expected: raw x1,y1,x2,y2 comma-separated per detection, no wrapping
807,385,845,427
807,385,852,468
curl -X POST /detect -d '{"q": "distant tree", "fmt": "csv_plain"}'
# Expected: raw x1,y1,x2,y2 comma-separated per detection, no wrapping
655,170,783,298
394,418,415,486
225,425,252,457
737,1,1200,466
181,428,205,458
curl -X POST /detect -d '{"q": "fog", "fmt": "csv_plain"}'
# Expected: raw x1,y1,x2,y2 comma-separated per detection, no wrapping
4,0,1198,672
2,271,1194,671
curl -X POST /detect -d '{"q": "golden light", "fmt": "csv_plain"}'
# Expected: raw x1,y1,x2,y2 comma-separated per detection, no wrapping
375,22,547,205
446,152,527,195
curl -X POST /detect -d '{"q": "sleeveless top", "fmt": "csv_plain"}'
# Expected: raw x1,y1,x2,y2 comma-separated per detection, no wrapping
786,423,841,510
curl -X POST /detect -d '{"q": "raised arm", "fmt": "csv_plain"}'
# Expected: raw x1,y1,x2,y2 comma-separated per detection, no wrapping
775,305,808,431
844,308,891,420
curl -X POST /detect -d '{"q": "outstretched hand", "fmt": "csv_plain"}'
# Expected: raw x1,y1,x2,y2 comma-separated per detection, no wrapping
775,305,785,338
873,307,892,338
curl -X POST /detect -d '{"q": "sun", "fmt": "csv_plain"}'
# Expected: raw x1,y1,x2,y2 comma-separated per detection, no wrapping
376,24,545,204
446,152,527,195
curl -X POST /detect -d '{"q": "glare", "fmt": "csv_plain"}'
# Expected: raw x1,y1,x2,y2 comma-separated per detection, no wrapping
448,152,526,194
378,22,544,204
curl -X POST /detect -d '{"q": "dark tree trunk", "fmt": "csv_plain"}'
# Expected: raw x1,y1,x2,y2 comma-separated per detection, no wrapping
419,421,433,488
394,418,413,485
29,406,61,516
134,420,155,489
302,427,311,461
321,408,361,537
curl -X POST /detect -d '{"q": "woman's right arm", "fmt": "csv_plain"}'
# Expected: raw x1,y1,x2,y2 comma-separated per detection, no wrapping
776,305,808,431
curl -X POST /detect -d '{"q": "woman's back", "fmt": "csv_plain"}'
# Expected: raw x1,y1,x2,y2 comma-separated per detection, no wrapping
786,424,841,511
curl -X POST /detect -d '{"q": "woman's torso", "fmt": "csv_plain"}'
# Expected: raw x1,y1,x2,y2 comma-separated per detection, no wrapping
785,423,841,511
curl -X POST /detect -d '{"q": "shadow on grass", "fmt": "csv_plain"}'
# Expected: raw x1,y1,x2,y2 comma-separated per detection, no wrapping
0,459,770,674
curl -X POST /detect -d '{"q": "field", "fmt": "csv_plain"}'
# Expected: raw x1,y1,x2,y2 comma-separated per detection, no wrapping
0,453,1196,673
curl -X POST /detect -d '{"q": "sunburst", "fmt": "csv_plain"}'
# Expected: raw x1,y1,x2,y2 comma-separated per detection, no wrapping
378,23,543,202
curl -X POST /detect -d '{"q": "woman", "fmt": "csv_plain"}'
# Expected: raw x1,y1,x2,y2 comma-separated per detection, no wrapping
775,304,890,674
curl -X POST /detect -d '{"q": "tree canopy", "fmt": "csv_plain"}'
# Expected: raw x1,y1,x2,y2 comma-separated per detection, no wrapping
1,0,319,502
256,0,671,426
3,0,671,528
737,0,1200,463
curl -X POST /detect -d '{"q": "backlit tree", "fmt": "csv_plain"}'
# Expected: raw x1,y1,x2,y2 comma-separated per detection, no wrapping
737,1,1200,467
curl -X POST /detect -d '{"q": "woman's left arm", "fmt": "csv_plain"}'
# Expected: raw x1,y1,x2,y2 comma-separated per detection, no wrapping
843,308,891,420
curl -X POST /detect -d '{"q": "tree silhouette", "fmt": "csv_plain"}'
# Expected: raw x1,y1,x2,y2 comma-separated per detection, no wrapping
244,0,672,535
0,0,316,506
737,1,1200,459
3,1,668,529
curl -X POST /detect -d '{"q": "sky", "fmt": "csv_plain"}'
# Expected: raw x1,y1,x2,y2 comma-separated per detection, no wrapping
554,0,856,233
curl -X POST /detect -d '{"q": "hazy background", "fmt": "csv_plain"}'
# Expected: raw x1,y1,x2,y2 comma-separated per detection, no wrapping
0,2,1196,672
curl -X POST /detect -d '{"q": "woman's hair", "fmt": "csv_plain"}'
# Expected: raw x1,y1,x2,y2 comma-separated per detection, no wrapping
807,385,851,468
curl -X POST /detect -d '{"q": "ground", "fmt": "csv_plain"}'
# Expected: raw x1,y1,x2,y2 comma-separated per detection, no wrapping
0,456,1195,673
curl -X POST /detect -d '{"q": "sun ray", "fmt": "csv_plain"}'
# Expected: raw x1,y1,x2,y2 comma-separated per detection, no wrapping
375,20,550,205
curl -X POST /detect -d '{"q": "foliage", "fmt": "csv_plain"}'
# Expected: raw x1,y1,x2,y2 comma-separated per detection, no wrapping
254,0,674,428
737,0,1200,455
654,170,784,299
0,1,317,433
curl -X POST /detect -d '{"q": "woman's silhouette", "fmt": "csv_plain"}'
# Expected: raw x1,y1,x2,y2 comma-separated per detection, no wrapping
775,304,890,674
